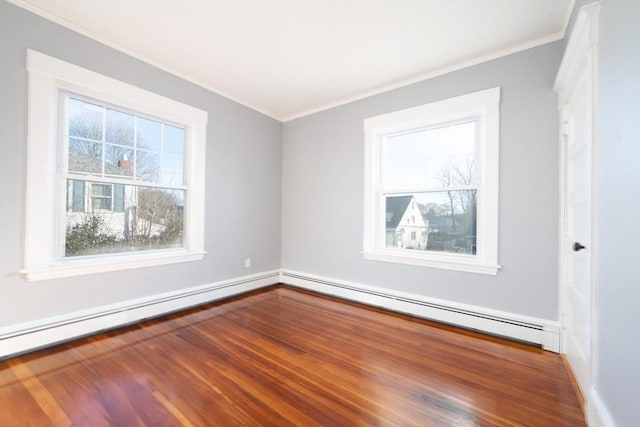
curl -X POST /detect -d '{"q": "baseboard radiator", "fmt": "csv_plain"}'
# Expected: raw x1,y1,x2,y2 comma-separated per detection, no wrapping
0,268,560,359
280,270,560,352
0,270,279,359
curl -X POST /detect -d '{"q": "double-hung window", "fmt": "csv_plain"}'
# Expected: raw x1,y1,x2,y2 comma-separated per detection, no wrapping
23,50,208,281
363,88,501,274
62,95,188,257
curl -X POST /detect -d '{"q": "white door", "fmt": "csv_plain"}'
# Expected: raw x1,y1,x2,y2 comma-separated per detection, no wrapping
561,64,593,397
555,2,599,415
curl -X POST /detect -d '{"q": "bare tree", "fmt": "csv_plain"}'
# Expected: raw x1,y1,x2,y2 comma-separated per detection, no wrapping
451,159,477,237
437,168,459,233
136,189,183,243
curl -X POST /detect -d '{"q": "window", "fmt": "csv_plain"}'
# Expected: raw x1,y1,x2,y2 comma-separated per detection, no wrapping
363,88,500,274
23,50,208,280
90,183,113,211
62,96,187,258
68,181,125,213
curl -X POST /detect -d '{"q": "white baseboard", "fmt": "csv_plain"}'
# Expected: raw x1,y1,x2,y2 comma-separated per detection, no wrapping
0,270,279,359
588,388,616,427
1,268,562,359
280,269,561,352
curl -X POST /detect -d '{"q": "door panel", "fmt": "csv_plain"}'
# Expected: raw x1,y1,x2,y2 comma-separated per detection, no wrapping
563,67,592,396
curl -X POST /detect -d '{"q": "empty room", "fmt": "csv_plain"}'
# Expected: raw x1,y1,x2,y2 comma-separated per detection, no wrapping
0,0,637,425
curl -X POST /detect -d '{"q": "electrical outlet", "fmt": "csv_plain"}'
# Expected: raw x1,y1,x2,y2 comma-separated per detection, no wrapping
244,258,251,268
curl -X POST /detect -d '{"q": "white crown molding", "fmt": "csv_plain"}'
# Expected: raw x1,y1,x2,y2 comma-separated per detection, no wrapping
7,0,280,121
283,31,564,122
10,0,565,123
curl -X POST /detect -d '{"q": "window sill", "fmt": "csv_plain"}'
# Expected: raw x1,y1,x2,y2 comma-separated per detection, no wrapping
21,250,207,282
362,250,501,275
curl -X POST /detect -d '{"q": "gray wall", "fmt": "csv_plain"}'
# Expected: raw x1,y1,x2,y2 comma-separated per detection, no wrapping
595,1,640,425
282,42,563,320
4,0,636,423
0,2,282,327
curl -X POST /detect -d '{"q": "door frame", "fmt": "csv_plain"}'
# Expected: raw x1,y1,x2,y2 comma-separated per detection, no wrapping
554,1,600,423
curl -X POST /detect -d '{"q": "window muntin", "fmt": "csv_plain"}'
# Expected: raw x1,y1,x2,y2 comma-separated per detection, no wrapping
62,95,187,259
65,96,185,186
363,87,500,274
90,183,113,210
381,120,478,191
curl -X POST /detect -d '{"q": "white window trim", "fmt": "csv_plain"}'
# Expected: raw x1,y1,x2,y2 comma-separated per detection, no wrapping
363,87,501,275
23,49,208,281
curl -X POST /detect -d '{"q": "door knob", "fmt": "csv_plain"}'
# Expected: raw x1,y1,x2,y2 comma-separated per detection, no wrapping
573,242,586,252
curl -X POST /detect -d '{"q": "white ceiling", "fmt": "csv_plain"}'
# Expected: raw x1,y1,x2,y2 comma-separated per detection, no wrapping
16,0,574,121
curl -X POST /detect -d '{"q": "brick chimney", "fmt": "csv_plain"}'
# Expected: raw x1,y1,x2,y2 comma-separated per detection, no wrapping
118,155,131,172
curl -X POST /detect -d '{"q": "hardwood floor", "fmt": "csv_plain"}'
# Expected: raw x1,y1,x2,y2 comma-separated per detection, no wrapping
0,286,585,426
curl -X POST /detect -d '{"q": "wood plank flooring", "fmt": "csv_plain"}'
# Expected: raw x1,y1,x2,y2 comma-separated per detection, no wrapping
0,286,586,426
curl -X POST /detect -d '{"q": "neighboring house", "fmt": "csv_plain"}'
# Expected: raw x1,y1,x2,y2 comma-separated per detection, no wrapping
385,195,428,250
66,149,164,239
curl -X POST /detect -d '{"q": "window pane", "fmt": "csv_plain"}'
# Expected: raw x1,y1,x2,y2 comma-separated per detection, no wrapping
137,117,162,152
137,187,185,248
382,121,477,191
137,151,160,182
450,121,476,157
104,144,134,177
164,125,185,156
91,197,110,210
106,109,134,146
90,183,112,210
68,98,103,140
383,131,428,189
65,180,185,257
162,155,184,185
91,183,112,197
69,180,85,212
68,138,102,174
113,184,125,213
385,190,477,255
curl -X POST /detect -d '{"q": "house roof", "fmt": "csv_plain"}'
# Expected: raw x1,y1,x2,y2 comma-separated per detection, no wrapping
68,149,130,177
386,196,413,229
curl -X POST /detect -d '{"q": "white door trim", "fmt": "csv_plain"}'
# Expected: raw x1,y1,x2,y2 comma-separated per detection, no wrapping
554,2,606,425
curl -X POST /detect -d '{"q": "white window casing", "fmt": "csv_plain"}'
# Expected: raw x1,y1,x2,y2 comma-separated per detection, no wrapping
363,87,501,275
23,49,208,281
